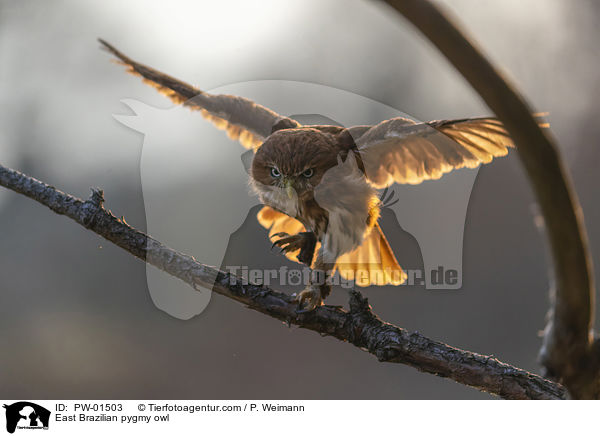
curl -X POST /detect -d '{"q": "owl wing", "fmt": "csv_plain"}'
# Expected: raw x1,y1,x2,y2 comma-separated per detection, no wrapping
257,206,405,287
99,39,300,150
354,116,548,188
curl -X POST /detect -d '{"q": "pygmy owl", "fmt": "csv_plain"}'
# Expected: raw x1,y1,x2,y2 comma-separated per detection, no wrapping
100,40,546,311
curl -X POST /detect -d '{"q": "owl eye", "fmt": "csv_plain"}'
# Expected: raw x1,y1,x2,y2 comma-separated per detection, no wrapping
270,167,281,178
302,168,314,178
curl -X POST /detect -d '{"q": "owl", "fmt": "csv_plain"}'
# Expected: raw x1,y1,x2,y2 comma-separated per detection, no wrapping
100,39,546,311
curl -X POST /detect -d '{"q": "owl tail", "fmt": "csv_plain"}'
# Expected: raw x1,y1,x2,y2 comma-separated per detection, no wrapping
334,223,407,287
257,206,406,287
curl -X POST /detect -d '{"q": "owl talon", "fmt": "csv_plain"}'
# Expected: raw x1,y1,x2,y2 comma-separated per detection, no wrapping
271,232,316,266
272,234,307,253
293,286,323,312
272,236,288,249
271,240,283,250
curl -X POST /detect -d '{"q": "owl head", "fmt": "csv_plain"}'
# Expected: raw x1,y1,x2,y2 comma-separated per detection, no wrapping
250,127,348,200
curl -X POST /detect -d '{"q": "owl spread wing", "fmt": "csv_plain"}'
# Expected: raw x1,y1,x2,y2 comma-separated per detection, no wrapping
354,116,548,188
99,39,300,150
257,206,405,287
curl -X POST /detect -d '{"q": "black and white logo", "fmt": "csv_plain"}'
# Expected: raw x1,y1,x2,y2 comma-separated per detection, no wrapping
3,402,50,434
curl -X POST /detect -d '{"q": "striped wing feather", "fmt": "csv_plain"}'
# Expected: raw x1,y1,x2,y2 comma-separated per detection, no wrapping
99,39,299,150
355,116,548,187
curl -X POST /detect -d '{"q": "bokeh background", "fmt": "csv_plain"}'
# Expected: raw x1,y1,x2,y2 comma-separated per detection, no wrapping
1,0,599,399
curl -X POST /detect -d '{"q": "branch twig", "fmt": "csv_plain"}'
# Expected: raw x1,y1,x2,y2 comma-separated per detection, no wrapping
384,0,597,399
0,163,566,399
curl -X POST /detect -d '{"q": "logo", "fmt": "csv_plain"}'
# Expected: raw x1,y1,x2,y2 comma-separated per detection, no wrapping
3,402,50,434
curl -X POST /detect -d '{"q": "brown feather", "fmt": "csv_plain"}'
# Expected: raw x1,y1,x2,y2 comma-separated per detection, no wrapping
99,39,299,150
356,115,548,187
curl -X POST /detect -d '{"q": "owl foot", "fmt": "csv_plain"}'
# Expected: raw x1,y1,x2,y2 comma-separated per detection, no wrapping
271,232,316,266
293,285,323,313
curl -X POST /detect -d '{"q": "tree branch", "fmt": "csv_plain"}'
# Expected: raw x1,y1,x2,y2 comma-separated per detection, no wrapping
384,0,597,399
0,163,565,399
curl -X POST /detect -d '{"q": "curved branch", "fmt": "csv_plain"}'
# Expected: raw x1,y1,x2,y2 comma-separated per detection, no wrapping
0,163,565,399
384,0,597,399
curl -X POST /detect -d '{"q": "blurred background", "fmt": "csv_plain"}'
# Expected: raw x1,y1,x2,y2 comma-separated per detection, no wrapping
1,0,599,399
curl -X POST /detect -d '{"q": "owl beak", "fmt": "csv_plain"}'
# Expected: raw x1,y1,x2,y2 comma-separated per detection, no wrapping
284,179,295,199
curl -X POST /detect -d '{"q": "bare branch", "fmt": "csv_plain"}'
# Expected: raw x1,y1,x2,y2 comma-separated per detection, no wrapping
0,163,565,399
383,0,597,399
